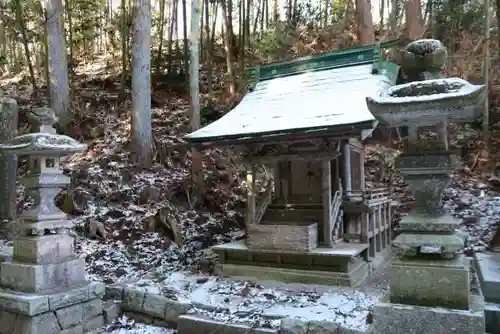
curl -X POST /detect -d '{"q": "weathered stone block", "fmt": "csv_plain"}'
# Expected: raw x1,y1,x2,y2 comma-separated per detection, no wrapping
13,235,74,264
103,300,121,324
105,283,125,300
474,252,500,303
0,289,49,315
308,320,340,333
142,292,168,318
82,315,104,332
55,303,83,329
165,299,191,322
373,299,485,334
280,317,309,334
389,256,469,309
122,288,145,312
0,258,87,293
177,315,277,334
82,298,103,320
14,311,62,334
48,285,89,310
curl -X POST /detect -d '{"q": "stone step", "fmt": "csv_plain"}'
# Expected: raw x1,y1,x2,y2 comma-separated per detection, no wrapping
177,315,277,334
485,302,500,334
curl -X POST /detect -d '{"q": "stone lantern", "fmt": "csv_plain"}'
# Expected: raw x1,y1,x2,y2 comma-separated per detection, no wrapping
366,40,486,333
0,107,105,333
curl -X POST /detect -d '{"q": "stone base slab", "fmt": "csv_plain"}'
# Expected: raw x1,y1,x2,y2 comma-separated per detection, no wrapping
389,255,470,309
474,252,500,303
13,235,74,264
0,297,104,334
373,293,485,334
0,258,87,292
0,281,104,316
216,261,369,287
485,302,500,334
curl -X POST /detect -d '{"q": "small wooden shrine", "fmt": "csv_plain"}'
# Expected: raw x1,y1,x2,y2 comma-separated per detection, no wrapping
183,42,400,286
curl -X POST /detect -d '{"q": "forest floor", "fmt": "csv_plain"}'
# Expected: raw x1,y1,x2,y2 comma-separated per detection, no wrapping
1,46,500,332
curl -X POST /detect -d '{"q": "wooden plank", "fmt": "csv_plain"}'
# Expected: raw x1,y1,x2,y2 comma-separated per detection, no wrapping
246,150,340,164
343,143,352,192
246,165,256,225
322,160,333,247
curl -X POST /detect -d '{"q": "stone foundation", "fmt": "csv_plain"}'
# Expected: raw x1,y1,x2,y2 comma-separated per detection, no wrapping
217,261,369,287
389,256,470,309
373,293,485,334
0,281,105,334
474,252,500,333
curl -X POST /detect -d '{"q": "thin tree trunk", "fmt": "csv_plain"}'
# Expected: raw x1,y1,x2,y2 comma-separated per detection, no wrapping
405,0,424,40
0,98,18,225
190,0,204,197
120,0,128,86
355,0,375,44
43,0,71,128
131,0,153,168
14,0,37,92
379,0,385,28
156,0,166,75
221,1,236,95
204,0,213,97
182,0,188,76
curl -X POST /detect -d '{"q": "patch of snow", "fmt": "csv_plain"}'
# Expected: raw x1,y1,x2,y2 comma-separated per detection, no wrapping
370,77,484,104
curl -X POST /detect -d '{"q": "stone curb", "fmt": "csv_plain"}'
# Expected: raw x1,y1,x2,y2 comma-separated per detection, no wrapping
105,284,372,333
177,314,277,334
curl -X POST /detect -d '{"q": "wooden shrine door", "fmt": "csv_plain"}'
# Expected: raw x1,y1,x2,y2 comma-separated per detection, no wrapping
289,160,322,202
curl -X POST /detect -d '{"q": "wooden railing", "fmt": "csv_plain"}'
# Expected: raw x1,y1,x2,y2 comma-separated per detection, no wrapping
344,187,391,206
330,187,343,241
255,183,272,224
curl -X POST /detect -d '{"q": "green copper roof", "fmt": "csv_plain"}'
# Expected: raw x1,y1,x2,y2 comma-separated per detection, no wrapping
185,42,400,144
248,39,401,84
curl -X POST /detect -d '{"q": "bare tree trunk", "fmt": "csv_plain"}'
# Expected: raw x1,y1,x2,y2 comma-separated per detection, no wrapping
379,0,385,28
156,0,166,75
405,0,424,40
355,0,375,44
190,0,204,196
204,0,213,97
66,0,74,76
14,0,37,92
43,0,71,128
120,0,128,86
389,0,398,37
182,0,188,76
496,0,500,53
221,1,236,95
131,0,152,168
0,98,18,225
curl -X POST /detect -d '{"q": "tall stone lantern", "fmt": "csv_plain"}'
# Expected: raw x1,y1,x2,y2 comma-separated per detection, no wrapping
0,107,105,333
366,40,486,333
